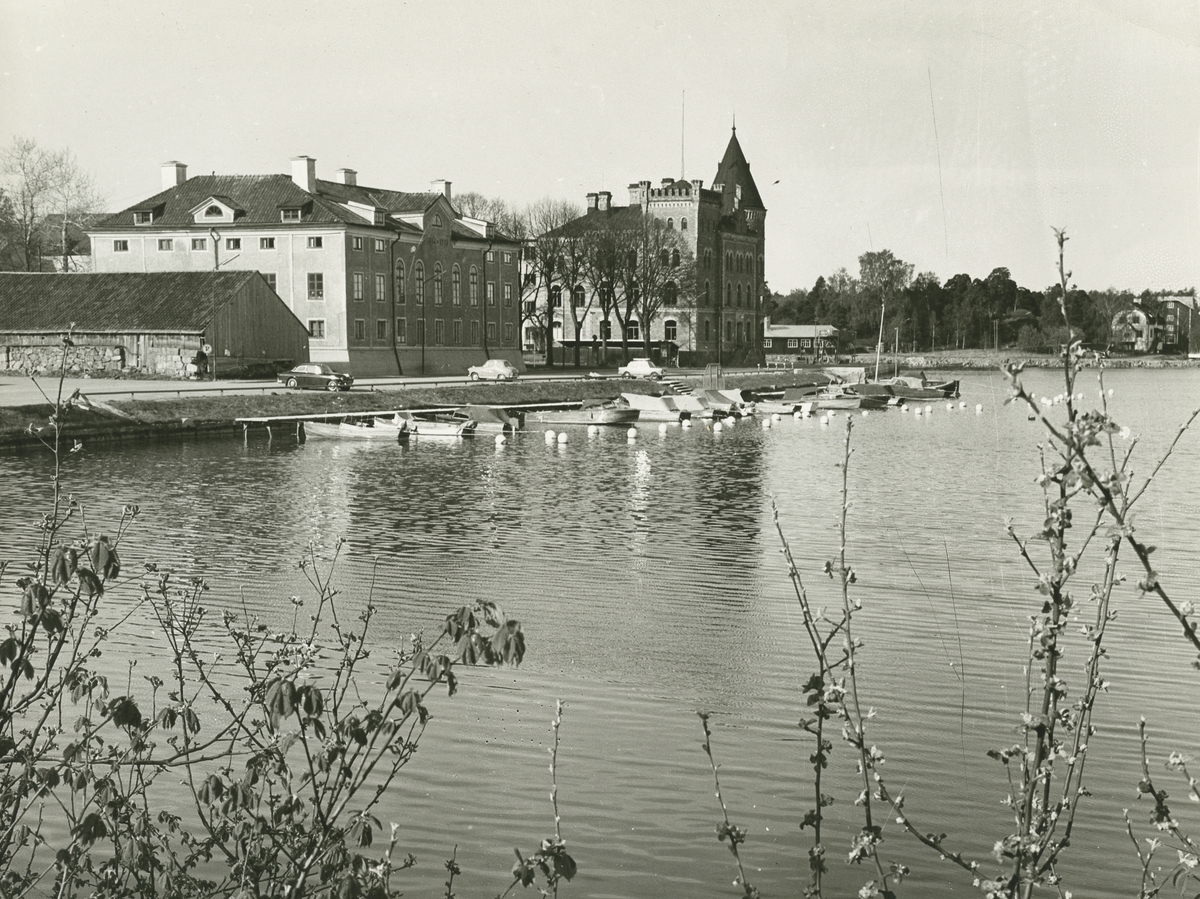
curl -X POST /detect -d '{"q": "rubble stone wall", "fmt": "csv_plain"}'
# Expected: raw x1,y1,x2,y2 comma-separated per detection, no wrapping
1,333,202,378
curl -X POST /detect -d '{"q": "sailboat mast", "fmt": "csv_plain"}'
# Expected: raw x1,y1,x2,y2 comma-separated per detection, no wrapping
874,300,886,381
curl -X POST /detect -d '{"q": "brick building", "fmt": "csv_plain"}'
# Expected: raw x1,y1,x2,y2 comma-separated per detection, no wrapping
536,127,767,367
88,158,522,376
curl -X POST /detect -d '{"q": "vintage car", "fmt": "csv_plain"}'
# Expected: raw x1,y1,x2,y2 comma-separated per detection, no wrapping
467,359,520,381
277,363,354,391
617,358,665,380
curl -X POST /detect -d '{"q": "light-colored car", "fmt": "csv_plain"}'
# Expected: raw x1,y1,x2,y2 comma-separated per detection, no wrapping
277,363,354,391
618,358,664,380
467,359,519,381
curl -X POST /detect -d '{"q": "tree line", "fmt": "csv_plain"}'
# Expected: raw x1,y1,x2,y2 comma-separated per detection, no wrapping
766,249,1196,353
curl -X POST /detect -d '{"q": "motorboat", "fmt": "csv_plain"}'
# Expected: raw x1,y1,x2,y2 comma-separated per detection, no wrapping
669,394,715,420
852,373,961,402
699,389,754,417
445,405,521,433
529,398,640,426
392,411,477,438
303,419,404,440
620,393,688,422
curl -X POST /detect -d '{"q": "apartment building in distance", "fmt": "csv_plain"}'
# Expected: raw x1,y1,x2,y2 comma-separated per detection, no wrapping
88,157,522,376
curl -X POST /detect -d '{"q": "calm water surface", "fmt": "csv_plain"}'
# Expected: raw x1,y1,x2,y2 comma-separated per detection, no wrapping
2,368,1198,898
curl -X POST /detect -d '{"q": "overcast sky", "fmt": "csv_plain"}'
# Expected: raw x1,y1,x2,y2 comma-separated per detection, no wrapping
3,0,1198,295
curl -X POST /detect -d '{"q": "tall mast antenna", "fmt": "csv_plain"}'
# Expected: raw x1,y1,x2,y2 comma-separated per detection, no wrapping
681,90,686,180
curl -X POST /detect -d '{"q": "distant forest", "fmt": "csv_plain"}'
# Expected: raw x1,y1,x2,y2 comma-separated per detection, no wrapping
767,250,1196,353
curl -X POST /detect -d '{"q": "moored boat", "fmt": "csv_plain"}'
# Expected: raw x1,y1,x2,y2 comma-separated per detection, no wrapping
392,411,477,438
303,419,404,440
620,392,687,422
529,398,640,426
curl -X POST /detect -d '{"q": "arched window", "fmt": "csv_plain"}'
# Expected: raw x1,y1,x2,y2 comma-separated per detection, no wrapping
395,261,406,304
572,284,585,307
625,320,641,341
452,265,461,305
681,217,688,231
704,280,710,306
415,261,424,305
600,319,612,340
205,205,222,217
666,217,674,230
671,249,680,268
725,282,731,306
664,319,678,342
469,266,478,305
736,284,742,307
660,248,670,265
551,285,562,308
627,251,638,269
758,255,764,277
664,281,678,306
704,319,711,341
432,213,442,227
433,263,443,304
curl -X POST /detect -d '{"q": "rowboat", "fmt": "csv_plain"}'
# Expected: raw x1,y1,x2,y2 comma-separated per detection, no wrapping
529,399,640,426
391,411,477,438
302,419,403,440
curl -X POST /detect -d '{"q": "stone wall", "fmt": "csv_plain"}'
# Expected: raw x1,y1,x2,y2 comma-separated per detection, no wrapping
1,333,201,378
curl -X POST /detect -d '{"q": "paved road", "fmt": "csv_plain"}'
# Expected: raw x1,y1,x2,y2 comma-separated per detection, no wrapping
0,371,684,408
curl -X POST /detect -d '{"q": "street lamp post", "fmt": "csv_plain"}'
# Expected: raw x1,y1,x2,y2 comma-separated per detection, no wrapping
209,229,220,382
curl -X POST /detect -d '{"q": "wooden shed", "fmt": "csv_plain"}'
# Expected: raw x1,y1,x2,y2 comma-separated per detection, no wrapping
0,271,310,377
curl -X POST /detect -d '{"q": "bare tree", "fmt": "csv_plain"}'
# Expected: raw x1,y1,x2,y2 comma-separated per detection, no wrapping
1,137,104,272
579,224,623,366
557,233,594,368
525,198,581,367
610,212,694,361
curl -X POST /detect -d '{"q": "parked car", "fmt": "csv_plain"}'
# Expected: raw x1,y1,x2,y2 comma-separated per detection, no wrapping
277,363,354,391
618,358,664,380
467,359,519,381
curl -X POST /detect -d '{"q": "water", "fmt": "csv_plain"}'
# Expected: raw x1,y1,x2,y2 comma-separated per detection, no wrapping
2,368,1198,898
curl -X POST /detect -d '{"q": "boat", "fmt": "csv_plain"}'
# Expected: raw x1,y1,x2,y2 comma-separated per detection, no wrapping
854,372,961,402
391,411,477,438
529,398,640,426
669,394,715,419
805,385,891,411
303,419,405,440
620,393,688,422
457,405,521,433
699,389,754,417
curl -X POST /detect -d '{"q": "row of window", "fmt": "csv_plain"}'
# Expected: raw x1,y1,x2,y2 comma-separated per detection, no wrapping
115,236,325,253
701,318,751,344
762,337,832,349
549,319,680,342
309,317,514,345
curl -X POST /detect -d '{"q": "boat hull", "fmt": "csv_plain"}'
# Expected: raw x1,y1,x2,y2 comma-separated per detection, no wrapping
530,408,640,426
303,420,401,440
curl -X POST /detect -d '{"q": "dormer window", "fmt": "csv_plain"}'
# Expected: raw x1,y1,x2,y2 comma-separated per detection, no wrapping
134,211,153,225
205,205,222,217
281,208,301,221
432,213,443,227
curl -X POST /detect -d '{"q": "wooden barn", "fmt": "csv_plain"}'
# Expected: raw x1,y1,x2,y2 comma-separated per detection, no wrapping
0,271,310,377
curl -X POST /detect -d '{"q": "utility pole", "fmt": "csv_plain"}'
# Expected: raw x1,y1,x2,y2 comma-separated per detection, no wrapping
209,229,220,381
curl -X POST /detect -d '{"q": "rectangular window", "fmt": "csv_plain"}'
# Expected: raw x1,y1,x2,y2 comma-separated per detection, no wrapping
158,239,173,251
191,238,207,251
134,211,152,225
352,236,363,251
503,283,512,307
376,319,388,340
416,319,426,344
503,252,512,264
396,318,407,344
486,250,495,262
281,208,301,221
626,321,640,341
486,282,495,305
763,338,773,349
354,319,365,341
486,322,497,342
375,273,385,302
665,321,677,342
307,236,323,249
503,322,514,343
113,239,129,252
260,237,276,250
470,321,480,345
353,272,364,301
264,273,277,292
226,238,241,251
787,338,798,348
452,319,462,344
374,239,385,252
308,319,325,338
434,319,444,345
308,272,324,299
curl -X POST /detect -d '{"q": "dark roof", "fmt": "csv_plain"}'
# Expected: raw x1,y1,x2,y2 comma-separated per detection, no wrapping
0,271,262,333
713,128,764,212
551,203,646,237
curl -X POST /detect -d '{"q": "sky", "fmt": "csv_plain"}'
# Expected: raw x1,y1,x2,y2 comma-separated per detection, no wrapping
2,0,1198,295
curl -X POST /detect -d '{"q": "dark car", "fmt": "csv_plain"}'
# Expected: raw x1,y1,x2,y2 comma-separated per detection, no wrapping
277,363,354,391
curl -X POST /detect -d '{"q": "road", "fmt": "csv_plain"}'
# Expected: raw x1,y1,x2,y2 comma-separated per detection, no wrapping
0,371,690,408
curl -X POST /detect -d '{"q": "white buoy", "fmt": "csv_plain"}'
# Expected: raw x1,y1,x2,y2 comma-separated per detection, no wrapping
793,411,803,420
819,415,829,426
924,404,933,414
557,432,568,444
913,408,922,417
900,405,908,413
975,403,983,414
959,401,966,409
626,427,638,439
495,434,507,446
544,429,556,443
713,421,724,433
587,424,599,437
658,422,668,435
762,418,772,430
681,418,692,429
946,402,954,411
772,413,782,422
861,410,869,417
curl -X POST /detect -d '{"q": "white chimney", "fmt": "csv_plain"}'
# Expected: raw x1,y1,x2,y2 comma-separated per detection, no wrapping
335,168,357,186
291,156,317,193
431,179,452,201
161,161,187,190
597,191,612,212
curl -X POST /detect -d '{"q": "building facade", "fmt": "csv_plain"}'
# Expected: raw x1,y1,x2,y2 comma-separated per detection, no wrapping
537,128,767,367
762,319,839,365
89,158,522,376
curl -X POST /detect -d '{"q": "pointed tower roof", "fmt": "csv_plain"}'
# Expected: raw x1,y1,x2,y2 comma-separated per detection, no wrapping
713,127,764,213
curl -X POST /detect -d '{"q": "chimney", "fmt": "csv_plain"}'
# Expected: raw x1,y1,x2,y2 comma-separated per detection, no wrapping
661,177,675,187
431,179,452,201
291,156,317,193
597,191,612,212
334,168,357,186
161,161,187,190
586,192,598,211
